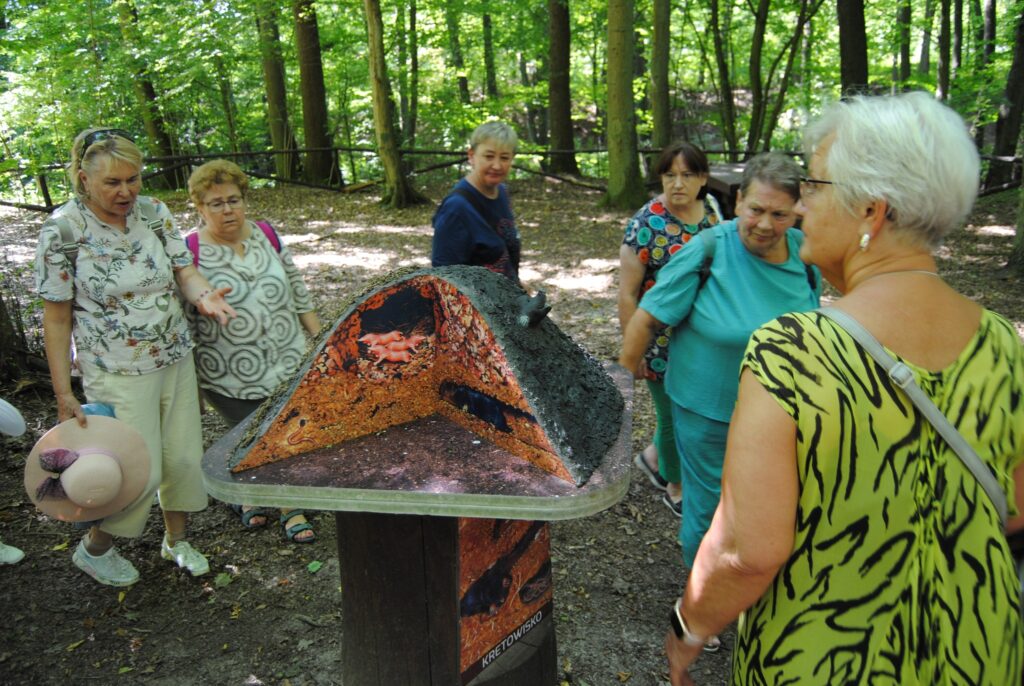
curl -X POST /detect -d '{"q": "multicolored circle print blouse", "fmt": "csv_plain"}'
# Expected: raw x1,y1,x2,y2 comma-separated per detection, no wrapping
621,196,720,381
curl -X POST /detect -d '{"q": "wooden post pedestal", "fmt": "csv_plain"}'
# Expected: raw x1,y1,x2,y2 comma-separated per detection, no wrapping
336,512,557,686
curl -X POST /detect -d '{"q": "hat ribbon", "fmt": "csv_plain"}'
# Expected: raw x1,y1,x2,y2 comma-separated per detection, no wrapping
35,447,115,501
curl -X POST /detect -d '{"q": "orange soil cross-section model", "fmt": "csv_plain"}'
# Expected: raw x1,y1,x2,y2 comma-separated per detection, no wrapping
227,266,623,487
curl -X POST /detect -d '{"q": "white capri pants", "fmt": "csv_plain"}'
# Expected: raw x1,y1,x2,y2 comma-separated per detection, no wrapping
82,354,208,538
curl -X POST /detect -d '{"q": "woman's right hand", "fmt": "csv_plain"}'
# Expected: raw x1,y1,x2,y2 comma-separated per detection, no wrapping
56,391,86,427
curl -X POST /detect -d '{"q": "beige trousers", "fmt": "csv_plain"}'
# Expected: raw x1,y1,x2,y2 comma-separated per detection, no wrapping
82,354,208,538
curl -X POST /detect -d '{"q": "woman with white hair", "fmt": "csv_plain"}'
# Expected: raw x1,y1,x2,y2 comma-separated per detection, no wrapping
431,121,521,284
664,92,1024,685
34,128,235,586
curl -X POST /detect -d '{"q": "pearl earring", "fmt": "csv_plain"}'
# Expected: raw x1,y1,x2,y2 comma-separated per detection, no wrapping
859,233,871,251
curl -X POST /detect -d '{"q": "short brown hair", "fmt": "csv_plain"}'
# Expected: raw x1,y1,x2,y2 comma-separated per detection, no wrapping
653,141,710,177
188,159,250,206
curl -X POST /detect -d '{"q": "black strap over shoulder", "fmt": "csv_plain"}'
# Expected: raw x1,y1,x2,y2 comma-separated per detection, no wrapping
696,227,817,294
59,198,166,272
451,186,500,232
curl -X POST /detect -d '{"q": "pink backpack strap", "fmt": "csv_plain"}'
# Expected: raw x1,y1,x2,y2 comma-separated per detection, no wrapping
184,232,200,267
255,220,282,253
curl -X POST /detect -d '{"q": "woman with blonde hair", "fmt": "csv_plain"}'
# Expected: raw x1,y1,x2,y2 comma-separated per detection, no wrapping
34,128,235,586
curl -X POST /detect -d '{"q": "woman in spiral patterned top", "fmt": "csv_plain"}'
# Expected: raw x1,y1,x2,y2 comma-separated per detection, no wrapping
186,160,321,543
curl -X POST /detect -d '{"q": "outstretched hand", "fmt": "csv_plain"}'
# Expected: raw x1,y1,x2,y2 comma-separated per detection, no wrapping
196,286,237,325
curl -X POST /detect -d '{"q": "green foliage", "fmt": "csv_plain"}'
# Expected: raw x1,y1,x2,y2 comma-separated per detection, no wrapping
0,0,1020,202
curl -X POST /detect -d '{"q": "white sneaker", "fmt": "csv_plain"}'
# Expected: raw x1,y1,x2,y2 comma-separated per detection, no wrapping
73,540,139,586
0,541,24,565
161,535,209,576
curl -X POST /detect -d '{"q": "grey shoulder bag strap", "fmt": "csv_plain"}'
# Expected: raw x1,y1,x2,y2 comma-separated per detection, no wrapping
817,306,1008,529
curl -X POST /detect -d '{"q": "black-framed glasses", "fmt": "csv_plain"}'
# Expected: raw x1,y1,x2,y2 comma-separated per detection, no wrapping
81,129,135,153
799,176,834,198
203,197,245,214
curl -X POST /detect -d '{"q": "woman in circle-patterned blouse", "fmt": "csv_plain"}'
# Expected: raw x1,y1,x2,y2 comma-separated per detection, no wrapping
618,141,720,517
186,159,321,544
665,93,1024,686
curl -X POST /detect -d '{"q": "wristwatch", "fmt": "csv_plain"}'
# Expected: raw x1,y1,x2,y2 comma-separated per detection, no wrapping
669,597,706,647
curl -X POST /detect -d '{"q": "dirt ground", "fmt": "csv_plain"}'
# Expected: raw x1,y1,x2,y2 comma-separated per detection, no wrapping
0,176,1021,686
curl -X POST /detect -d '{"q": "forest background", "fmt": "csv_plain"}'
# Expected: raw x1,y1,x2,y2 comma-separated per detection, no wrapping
0,0,1021,220
0,2,1022,683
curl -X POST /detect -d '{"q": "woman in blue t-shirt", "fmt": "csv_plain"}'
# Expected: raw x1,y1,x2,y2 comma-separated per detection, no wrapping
620,153,820,648
431,121,521,285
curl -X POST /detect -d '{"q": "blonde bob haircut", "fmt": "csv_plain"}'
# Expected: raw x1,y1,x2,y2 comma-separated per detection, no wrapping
469,121,518,153
69,128,143,200
188,159,250,206
804,91,979,249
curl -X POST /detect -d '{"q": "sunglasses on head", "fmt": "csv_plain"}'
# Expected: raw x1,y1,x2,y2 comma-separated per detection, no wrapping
81,129,135,153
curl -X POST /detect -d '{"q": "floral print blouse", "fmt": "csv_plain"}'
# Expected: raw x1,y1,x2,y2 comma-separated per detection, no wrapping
34,197,194,376
622,195,720,381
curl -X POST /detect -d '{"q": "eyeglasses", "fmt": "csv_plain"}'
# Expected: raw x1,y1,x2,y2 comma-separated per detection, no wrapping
203,197,245,213
799,176,834,198
81,129,134,153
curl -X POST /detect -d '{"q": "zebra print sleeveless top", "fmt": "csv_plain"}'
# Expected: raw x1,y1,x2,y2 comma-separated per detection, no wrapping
735,309,1023,685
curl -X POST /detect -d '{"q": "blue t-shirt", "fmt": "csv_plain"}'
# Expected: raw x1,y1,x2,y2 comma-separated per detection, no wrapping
431,178,520,282
640,219,821,422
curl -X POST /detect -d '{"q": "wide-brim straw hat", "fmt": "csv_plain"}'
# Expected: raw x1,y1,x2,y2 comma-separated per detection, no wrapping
24,416,150,523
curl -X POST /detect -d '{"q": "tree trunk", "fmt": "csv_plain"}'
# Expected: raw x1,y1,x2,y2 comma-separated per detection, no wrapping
483,14,498,99
363,0,427,208
116,0,182,190
396,1,409,144
985,8,1024,187
444,0,471,105
898,0,911,85
759,0,826,149
708,0,738,158
919,0,935,74
405,0,419,149
605,0,646,209
215,56,239,153
972,0,996,148
836,0,869,94
650,0,671,152
547,0,579,175
257,1,299,179
744,0,770,158
1011,183,1024,273
952,0,962,74
293,0,339,186
937,0,951,100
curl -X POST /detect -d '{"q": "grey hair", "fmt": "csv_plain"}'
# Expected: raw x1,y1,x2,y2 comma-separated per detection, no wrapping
469,121,518,152
803,91,979,248
69,128,143,200
739,151,802,201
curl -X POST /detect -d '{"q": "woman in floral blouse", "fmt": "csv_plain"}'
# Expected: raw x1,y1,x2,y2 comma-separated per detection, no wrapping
35,128,235,587
618,141,720,518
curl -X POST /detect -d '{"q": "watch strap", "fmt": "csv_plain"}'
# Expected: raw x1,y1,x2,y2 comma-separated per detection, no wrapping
669,598,706,647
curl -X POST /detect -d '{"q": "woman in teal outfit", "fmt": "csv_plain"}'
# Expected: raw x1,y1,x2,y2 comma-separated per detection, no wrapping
620,152,820,607
618,141,720,516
